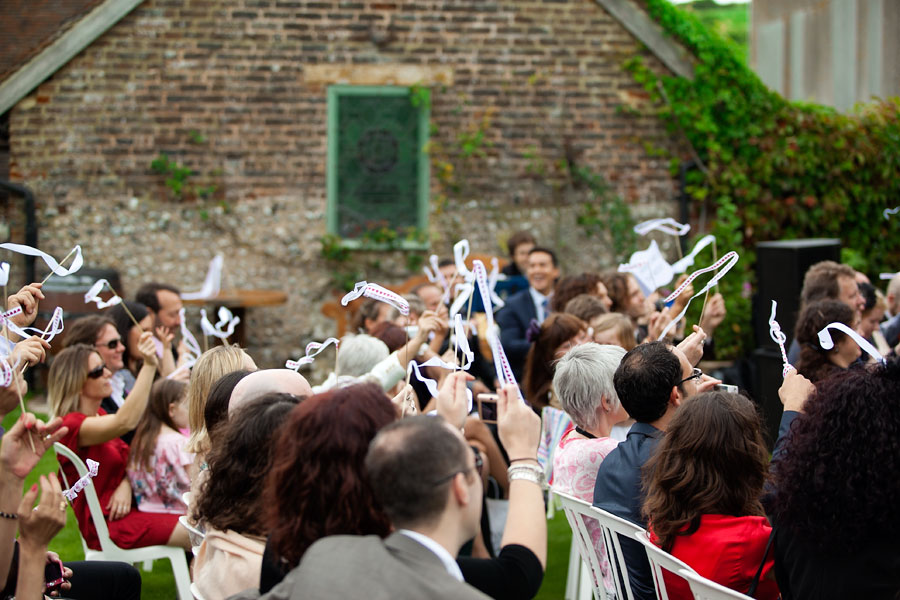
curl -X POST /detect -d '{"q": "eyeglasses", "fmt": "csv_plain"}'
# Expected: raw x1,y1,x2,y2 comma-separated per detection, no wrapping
676,367,703,387
98,338,123,350
431,452,484,486
87,364,108,379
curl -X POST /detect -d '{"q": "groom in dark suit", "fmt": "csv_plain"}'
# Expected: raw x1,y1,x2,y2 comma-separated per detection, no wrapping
496,247,560,379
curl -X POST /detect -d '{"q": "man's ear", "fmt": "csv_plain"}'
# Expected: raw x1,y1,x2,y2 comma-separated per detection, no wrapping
669,386,683,409
450,472,470,508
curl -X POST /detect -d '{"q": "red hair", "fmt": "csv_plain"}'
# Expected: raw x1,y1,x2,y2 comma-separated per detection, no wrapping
263,383,395,569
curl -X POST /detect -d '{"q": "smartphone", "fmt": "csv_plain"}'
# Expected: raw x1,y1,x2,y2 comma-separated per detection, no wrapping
476,393,498,424
715,383,739,394
45,559,65,593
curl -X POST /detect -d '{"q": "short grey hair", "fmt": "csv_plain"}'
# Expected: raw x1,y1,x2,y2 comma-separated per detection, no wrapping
336,334,389,377
553,343,626,429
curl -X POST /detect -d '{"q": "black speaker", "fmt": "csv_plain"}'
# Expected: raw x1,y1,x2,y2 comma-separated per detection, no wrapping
754,239,841,348
752,348,789,448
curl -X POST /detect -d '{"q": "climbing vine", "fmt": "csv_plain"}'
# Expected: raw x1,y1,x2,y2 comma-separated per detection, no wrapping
625,0,900,358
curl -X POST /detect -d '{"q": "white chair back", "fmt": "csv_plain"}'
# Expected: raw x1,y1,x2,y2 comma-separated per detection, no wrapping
677,568,754,600
53,443,194,600
555,489,648,600
54,442,117,552
633,530,697,600
178,515,206,547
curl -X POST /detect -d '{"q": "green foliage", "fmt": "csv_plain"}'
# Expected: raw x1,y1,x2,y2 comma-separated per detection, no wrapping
572,166,638,259
150,153,193,199
627,0,900,358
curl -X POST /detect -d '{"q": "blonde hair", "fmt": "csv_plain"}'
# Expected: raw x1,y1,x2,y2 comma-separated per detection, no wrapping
185,344,251,454
592,313,637,351
48,345,97,419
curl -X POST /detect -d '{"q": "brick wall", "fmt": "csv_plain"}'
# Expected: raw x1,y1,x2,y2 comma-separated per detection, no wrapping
8,0,683,368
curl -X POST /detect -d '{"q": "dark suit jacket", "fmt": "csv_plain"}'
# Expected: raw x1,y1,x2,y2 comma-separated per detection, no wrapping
229,532,491,600
495,289,537,380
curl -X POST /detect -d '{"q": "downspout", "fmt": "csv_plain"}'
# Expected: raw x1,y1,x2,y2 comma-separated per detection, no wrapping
0,180,38,283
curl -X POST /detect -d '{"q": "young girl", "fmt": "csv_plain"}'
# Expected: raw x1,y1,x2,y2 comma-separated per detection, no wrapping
127,379,193,514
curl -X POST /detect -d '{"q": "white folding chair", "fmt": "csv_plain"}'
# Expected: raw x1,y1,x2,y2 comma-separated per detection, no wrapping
633,530,698,600
54,443,193,600
677,568,754,600
555,489,649,600
178,515,206,548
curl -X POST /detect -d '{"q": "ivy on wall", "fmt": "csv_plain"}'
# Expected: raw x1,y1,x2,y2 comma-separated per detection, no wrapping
626,0,900,358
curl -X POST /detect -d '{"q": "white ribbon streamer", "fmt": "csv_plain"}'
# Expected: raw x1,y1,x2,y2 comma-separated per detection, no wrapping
768,301,795,377
179,308,202,362
670,234,716,274
0,243,83,278
182,254,224,300
201,307,240,340
0,307,23,326
286,337,340,370
634,218,691,237
63,459,99,502
453,240,473,282
817,322,885,365
879,272,899,281
884,207,899,220
449,283,474,318
6,306,64,342
619,241,673,295
453,314,474,370
84,280,122,309
341,281,409,316
487,258,505,309
0,262,8,287
472,260,523,400
408,357,473,413
659,251,740,340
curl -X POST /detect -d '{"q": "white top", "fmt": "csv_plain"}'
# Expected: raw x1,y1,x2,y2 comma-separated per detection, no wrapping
529,287,550,323
109,370,127,407
397,529,464,582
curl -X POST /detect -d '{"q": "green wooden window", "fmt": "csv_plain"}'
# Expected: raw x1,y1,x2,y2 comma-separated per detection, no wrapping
326,85,430,247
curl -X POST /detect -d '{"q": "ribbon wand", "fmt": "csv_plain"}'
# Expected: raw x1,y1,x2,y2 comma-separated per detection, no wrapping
698,239,720,327
11,367,35,453
39,247,79,286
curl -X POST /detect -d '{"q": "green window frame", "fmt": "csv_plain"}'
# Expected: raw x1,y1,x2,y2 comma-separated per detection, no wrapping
326,85,430,249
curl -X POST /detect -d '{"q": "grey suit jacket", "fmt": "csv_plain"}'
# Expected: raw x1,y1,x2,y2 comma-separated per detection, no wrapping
227,532,491,600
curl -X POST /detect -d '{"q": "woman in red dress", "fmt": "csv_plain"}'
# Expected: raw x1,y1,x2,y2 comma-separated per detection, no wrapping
643,390,779,600
48,338,189,550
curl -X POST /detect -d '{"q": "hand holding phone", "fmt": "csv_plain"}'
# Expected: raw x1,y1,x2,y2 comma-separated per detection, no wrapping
476,393,498,424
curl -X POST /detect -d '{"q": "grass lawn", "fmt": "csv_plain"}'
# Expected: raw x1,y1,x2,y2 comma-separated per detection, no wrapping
6,407,576,599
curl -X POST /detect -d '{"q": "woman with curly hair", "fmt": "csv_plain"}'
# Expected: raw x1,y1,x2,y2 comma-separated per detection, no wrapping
259,382,396,592
794,300,861,383
191,393,299,599
522,313,589,411
643,391,778,600
771,360,900,598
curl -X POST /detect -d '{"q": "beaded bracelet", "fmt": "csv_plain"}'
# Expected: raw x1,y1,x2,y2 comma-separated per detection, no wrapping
0,511,17,520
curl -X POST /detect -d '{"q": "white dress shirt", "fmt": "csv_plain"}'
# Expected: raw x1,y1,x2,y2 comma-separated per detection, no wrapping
397,529,464,582
529,287,550,323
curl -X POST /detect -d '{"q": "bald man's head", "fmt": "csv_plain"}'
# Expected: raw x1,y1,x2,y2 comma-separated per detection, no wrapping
228,369,312,416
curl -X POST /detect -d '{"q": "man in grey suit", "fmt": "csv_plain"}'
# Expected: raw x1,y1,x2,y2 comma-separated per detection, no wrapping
239,415,491,600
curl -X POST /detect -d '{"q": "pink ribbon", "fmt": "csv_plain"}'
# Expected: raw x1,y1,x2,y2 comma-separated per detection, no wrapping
658,251,739,340
341,281,409,316
472,260,523,400
63,459,99,502
6,306,64,342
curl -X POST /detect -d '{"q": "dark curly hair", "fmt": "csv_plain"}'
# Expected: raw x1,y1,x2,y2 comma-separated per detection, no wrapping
193,393,299,535
772,359,900,549
264,383,395,570
551,272,603,312
523,313,586,410
794,299,854,383
642,391,769,551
